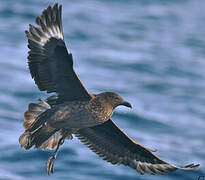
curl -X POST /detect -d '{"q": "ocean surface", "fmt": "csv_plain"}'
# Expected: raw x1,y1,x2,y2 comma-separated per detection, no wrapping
0,0,204,179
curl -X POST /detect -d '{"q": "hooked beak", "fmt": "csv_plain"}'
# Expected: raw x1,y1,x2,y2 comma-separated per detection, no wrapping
121,101,132,108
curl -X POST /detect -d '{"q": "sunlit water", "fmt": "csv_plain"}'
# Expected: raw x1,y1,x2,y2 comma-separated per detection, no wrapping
0,0,204,179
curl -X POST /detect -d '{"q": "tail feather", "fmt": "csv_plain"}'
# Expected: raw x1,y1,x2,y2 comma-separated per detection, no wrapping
41,130,62,150
19,124,57,149
23,98,50,131
23,111,35,131
19,98,56,149
19,131,32,149
30,125,58,149
19,97,72,150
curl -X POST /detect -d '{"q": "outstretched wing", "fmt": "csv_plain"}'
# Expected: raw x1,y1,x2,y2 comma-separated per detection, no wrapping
75,119,199,175
26,4,91,102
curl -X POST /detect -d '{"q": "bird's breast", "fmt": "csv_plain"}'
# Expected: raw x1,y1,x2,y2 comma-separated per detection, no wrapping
87,99,113,123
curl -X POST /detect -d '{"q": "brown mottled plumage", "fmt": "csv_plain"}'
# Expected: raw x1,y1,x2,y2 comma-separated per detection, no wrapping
19,3,199,175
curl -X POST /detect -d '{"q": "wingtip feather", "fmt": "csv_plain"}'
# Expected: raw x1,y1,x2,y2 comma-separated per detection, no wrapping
180,163,200,170
27,3,63,47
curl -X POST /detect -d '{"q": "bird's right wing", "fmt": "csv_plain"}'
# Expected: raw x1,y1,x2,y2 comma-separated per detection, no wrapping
26,4,91,103
74,119,199,175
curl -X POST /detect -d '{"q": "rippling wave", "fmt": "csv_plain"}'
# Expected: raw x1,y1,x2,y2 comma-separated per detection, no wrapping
0,0,204,179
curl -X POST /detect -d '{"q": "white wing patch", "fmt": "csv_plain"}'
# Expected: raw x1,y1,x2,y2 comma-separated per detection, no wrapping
26,4,63,46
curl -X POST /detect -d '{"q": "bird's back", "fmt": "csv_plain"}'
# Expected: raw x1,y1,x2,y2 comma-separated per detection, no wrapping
39,97,113,130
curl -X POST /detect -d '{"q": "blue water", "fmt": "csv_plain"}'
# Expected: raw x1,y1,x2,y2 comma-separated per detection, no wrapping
0,0,204,179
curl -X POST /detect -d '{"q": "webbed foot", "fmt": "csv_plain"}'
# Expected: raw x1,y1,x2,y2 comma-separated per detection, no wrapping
46,155,55,175
45,129,72,175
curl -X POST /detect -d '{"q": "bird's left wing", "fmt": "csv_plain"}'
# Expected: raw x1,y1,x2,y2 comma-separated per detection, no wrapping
75,119,199,175
26,4,91,102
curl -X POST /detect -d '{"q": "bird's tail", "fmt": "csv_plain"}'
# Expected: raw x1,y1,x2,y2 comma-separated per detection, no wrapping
19,98,58,149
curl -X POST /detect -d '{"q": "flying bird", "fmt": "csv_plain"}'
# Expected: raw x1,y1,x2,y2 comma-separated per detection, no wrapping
19,3,199,175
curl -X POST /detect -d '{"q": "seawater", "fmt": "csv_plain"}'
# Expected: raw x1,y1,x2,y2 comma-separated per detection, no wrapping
0,0,204,179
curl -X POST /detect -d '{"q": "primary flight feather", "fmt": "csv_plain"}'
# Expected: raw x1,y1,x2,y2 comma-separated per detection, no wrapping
19,3,199,175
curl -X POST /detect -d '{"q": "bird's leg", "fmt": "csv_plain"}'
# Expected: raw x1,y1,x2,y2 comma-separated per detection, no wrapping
46,138,64,174
46,130,71,174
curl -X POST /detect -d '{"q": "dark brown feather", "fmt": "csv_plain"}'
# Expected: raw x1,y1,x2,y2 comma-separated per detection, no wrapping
75,119,199,175
26,3,91,102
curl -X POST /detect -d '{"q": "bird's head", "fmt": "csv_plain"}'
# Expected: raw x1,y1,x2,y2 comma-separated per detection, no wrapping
97,92,132,109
